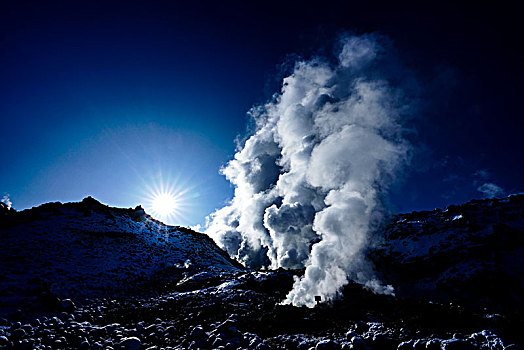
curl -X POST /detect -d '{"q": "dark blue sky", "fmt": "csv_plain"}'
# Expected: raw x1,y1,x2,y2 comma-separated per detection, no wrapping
1,0,522,226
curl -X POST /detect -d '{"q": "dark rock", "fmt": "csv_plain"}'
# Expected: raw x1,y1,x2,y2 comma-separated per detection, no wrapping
19,339,33,350
341,343,352,350
217,319,238,334
414,339,428,350
0,336,10,346
189,339,207,349
21,324,33,333
372,334,397,349
224,342,237,350
60,298,76,311
346,330,358,340
398,340,414,350
213,337,226,347
504,345,523,350
352,336,368,350
190,326,206,340
228,336,241,345
51,316,63,325
10,328,26,340
255,343,271,350
426,339,441,350
249,335,262,348
316,339,341,350
355,322,370,334
105,323,120,336
58,311,70,321
120,336,142,350
441,339,476,350
164,325,176,337
144,324,156,335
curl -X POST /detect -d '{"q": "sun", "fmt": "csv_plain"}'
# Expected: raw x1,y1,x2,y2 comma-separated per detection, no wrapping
140,173,196,225
152,193,178,217
147,189,184,224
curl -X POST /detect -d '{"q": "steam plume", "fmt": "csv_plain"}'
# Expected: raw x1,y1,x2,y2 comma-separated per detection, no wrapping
477,182,504,198
206,34,416,306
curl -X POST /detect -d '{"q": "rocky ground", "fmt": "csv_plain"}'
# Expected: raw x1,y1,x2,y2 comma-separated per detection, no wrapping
1,195,523,349
0,266,521,349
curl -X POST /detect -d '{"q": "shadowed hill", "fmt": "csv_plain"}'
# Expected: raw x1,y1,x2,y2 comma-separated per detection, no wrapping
0,196,243,316
0,195,522,349
370,194,524,316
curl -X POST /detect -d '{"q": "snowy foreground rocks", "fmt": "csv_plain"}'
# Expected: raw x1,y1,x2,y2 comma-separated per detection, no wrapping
0,305,515,349
0,268,520,349
0,195,523,349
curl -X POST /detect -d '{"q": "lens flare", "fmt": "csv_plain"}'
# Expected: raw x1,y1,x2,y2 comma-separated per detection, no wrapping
152,193,178,217
140,172,196,226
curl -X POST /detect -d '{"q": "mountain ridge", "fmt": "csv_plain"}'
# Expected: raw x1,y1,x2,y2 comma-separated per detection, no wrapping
0,194,522,349
370,193,524,316
0,196,243,317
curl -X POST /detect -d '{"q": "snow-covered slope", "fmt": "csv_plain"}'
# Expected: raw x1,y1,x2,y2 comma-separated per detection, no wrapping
0,197,242,315
0,195,522,349
371,194,524,314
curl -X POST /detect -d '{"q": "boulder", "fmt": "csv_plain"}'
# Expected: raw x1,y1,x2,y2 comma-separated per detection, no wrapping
316,339,341,350
120,336,142,350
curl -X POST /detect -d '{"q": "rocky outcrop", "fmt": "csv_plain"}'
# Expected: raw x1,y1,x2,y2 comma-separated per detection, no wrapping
0,197,242,317
371,194,524,315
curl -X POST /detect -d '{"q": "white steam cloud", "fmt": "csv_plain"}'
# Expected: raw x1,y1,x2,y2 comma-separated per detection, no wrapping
474,169,505,198
477,182,504,198
206,34,417,307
